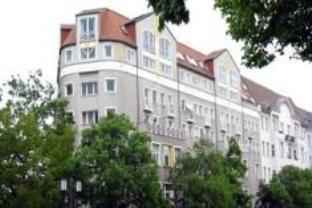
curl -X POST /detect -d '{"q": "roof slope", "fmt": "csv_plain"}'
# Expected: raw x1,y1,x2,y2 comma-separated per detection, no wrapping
177,42,214,78
242,76,312,126
61,8,136,48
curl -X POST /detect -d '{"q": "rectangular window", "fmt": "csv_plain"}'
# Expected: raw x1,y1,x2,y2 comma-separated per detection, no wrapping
162,145,170,167
144,88,150,105
80,47,96,60
103,44,112,58
80,17,96,41
160,93,165,106
272,115,279,131
104,78,117,94
159,38,170,59
106,107,117,116
143,56,156,69
65,84,73,96
143,31,155,54
160,63,172,76
127,49,136,64
151,143,161,165
280,142,284,158
82,110,98,125
81,82,98,96
219,67,227,84
152,90,157,105
65,49,73,64
174,147,182,164
230,70,240,89
280,122,284,133
272,144,275,157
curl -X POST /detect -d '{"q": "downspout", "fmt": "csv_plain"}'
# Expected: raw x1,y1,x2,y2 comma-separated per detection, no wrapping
213,78,219,151
136,48,140,128
177,65,181,141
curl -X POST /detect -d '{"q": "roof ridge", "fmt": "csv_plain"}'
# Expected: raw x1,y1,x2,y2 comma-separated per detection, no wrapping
78,7,131,21
242,76,283,98
103,8,131,21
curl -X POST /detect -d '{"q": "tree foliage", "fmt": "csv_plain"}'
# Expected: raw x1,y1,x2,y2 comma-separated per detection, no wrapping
75,113,169,208
148,0,312,68
147,0,189,30
170,138,251,208
0,70,75,208
256,166,312,208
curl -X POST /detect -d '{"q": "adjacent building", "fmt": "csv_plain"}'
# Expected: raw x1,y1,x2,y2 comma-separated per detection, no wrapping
58,8,312,198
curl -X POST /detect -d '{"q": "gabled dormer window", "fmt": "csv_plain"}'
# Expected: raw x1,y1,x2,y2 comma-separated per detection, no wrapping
80,16,96,41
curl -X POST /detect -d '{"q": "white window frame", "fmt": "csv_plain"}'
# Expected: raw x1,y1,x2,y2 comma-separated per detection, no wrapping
159,38,170,59
64,83,74,97
64,48,73,64
151,142,161,165
104,77,118,94
81,110,99,126
143,30,155,54
80,46,96,61
160,62,172,76
126,48,136,65
103,43,113,59
162,144,171,167
79,15,97,42
81,81,98,96
142,55,156,70
105,106,117,116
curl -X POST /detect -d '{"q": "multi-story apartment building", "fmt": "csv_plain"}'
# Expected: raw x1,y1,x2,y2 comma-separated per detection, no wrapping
58,8,312,198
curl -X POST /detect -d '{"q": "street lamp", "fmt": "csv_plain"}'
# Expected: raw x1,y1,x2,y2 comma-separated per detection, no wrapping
60,177,82,208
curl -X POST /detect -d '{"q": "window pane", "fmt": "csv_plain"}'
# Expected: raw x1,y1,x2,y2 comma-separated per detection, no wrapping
66,84,73,96
104,45,112,57
81,48,88,60
82,83,87,96
80,19,87,34
66,50,72,63
89,17,95,33
106,79,115,92
89,47,95,59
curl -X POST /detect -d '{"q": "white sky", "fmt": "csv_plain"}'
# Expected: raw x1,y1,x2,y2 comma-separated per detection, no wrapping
0,0,311,111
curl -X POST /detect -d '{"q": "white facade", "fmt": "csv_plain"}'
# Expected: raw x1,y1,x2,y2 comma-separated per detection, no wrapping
58,8,312,198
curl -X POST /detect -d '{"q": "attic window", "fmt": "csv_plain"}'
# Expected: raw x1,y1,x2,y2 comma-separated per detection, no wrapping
198,62,204,68
80,16,96,41
177,52,184,60
186,55,197,65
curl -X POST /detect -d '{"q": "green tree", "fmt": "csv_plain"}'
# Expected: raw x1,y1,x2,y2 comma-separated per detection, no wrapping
75,113,169,208
256,166,312,208
225,138,251,208
170,139,250,208
147,0,312,68
0,71,75,208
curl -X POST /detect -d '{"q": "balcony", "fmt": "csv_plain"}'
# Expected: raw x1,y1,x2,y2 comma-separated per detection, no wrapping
143,99,153,114
204,118,212,129
166,104,175,119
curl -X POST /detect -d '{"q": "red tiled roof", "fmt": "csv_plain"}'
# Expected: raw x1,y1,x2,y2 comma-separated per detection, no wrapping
60,8,232,79
177,42,214,79
60,8,136,48
241,76,312,125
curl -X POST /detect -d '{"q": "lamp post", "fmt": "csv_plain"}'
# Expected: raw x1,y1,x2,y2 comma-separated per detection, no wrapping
60,177,82,208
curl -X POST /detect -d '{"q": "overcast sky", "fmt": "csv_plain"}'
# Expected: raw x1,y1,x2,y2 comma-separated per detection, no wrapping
0,0,311,111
